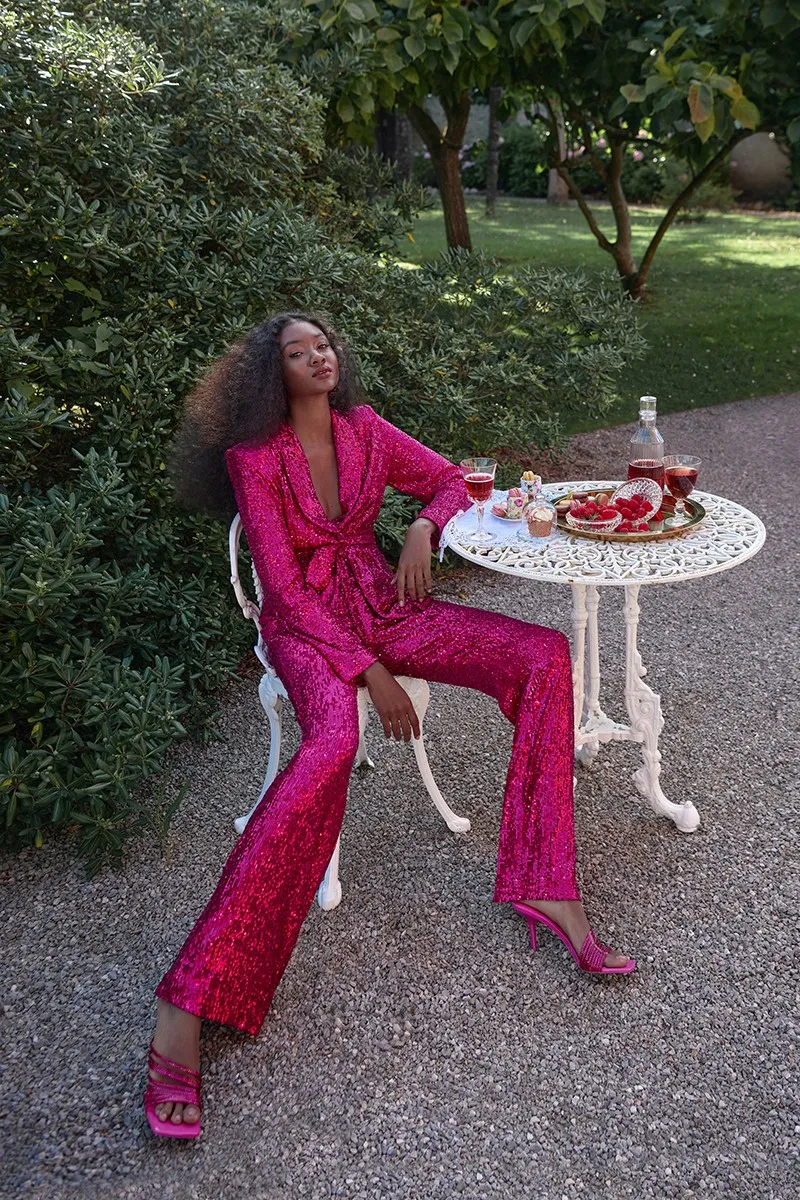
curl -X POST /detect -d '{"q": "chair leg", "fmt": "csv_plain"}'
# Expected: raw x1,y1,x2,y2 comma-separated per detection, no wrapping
406,680,471,834
355,687,374,768
234,685,283,835
317,837,343,911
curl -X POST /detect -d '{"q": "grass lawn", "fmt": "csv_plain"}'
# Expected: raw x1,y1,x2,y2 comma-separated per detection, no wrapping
400,199,800,432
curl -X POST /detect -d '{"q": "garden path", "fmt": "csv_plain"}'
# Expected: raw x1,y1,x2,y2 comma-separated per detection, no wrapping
2,393,797,1200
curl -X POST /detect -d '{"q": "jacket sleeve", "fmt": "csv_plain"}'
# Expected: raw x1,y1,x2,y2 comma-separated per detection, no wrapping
226,444,377,684
367,408,469,549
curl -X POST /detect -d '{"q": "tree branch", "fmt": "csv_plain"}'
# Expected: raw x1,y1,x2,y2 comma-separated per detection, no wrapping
636,132,748,286
407,103,443,155
542,96,614,255
441,91,471,151
606,139,632,256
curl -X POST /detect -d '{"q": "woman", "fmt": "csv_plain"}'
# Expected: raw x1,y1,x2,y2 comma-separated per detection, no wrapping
144,313,635,1139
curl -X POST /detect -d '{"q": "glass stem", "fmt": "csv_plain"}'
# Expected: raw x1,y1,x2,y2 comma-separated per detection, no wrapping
476,502,485,535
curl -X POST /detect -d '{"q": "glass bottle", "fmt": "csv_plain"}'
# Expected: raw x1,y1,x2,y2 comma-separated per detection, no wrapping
628,395,665,487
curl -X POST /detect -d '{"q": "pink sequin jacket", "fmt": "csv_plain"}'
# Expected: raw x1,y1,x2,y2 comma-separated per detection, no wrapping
225,404,469,684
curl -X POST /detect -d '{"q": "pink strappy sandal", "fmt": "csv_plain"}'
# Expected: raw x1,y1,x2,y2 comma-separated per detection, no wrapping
512,901,636,975
144,1042,202,1138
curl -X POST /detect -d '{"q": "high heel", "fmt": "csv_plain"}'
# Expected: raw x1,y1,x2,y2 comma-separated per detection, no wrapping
512,901,636,975
144,1042,202,1138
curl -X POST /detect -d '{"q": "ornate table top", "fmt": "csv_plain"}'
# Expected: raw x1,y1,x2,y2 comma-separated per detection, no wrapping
441,481,766,588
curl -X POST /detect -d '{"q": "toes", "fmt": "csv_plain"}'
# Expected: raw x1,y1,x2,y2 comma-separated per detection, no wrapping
170,1104,184,1124
183,1104,200,1124
605,951,629,968
156,1102,173,1121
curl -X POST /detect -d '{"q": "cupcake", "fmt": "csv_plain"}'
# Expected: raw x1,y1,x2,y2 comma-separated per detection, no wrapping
526,500,555,538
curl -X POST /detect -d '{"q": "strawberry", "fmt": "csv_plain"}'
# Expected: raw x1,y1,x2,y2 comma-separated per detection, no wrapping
617,520,632,532
600,506,617,519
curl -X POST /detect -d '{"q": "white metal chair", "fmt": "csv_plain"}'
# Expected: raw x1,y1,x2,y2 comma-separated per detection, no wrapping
229,515,470,911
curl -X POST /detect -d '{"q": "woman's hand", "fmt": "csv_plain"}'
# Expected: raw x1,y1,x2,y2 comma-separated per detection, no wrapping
363,662,420,742
394,517,436,606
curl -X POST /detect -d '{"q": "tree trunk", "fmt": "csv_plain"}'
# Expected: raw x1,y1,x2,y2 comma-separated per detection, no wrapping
486,86,503,218
434,144,472,249
547,104,568,205
408,95,473,251
375,108,396,162
606,141,638,291
394,114,413,182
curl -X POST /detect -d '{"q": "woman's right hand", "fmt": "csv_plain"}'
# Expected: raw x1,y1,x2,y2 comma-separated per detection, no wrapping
362,662,420,742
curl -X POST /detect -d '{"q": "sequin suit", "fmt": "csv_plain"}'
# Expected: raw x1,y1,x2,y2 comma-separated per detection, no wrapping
157,405,578,1035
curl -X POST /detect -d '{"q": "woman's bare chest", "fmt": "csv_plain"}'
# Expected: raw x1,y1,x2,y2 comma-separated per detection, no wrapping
302,441,343,522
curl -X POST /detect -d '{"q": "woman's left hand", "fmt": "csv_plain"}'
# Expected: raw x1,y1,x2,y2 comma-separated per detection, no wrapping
395,518,436,605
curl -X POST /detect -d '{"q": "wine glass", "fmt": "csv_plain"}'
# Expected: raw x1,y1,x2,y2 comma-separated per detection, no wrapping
460,457,497,544
663,454,701,520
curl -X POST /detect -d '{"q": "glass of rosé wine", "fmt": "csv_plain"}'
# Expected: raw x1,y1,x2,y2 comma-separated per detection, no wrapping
460,457,497,544
663,455,701,520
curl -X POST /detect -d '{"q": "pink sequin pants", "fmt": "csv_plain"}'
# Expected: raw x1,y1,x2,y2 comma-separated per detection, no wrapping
156,601,578,1035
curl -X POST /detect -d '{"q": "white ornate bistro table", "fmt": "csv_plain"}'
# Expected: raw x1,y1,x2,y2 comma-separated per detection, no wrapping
441,482,766,833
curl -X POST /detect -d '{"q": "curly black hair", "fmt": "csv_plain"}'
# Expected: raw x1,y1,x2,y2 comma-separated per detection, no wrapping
172,312,363,516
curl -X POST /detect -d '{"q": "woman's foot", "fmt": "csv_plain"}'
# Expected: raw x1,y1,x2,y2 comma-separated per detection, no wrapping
149,1000,202,1126
522,899,630,969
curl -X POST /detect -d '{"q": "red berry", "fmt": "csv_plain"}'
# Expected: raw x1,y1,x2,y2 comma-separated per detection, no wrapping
600,506,617,519
632,492,646,503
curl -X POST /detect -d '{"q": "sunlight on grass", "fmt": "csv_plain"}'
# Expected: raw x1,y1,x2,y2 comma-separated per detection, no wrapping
401,199,800,428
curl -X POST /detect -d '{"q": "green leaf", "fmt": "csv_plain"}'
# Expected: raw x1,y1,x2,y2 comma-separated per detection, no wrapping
688,82,713,125
475,27,498,50
376,26,401,41
645,73,670,96
709,74,741,99
336,95,355,122
403,34,426,59
731,97,760,130
382,47,404,71
653,85,678,113
442,16,464,45
662,26,686,54
345,1,367,21
620,84,646,103
694,114,715,144
319,8,337,29
654,52,674,79
627,38,650,52
443,44,460,74
787,117,800,144
608,94,628,119
544,20,565,52
584,0,605,24
512,16,538,49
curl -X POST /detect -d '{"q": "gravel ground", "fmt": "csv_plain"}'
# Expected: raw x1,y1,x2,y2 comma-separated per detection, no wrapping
2,394,798,1200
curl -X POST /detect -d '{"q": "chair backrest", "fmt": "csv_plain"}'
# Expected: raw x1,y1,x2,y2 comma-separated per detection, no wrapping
229,513,273,673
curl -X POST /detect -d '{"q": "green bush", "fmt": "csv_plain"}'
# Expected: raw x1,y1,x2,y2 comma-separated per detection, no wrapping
420,121,667,204
2,1,644,872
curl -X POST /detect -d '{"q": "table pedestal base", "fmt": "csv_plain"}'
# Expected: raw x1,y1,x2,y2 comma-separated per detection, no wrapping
570,583,700,833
